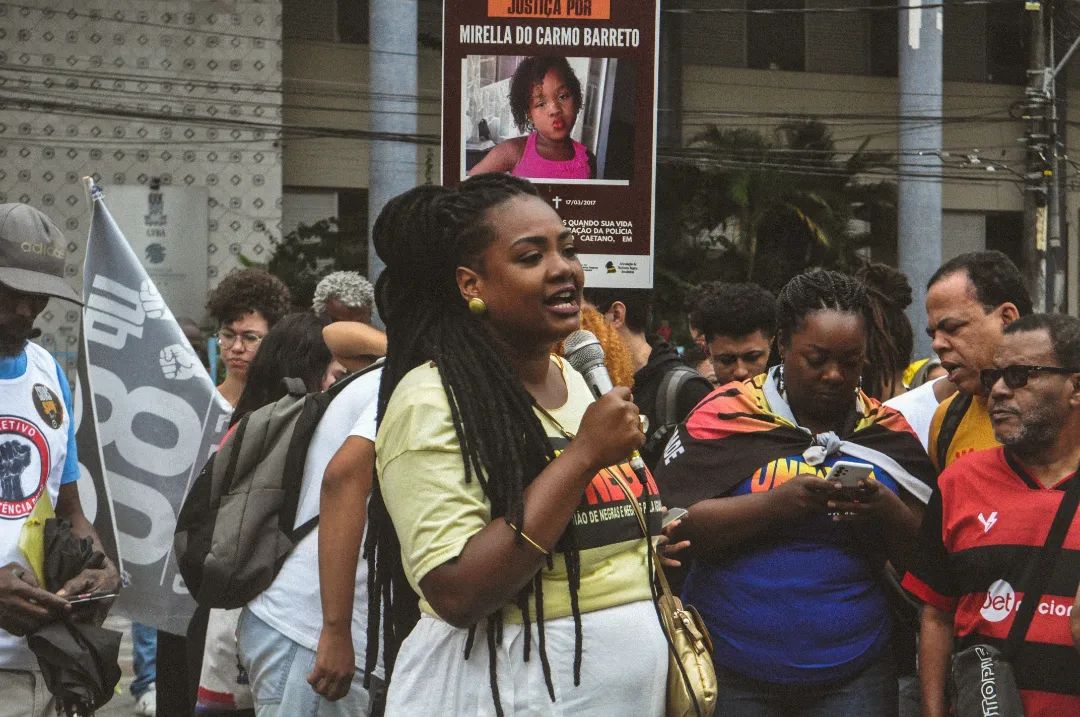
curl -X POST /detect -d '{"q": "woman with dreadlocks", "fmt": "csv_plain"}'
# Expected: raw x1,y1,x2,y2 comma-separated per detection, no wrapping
656,269,937,717
856,262,915,402
364,174,667,716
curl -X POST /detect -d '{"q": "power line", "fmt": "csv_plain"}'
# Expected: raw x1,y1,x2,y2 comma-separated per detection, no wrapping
664,0,1014,15
0,61,440,104
0,2,423,59
0,76,442,119
0,92,441,145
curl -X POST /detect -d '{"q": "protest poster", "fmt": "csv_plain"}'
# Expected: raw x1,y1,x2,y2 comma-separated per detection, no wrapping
443,0,659,288
79,180,231,634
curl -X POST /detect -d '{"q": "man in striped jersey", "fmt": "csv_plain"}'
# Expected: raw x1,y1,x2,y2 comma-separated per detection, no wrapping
903,313,1080,717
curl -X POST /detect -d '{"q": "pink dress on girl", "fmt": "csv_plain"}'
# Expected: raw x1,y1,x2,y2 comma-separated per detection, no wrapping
511,132,592,180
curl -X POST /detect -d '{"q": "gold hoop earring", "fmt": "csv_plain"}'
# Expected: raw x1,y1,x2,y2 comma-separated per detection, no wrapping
468,297,487,316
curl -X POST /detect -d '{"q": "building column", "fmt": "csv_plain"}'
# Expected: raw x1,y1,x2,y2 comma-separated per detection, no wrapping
898,1,943,358
367,0,418,324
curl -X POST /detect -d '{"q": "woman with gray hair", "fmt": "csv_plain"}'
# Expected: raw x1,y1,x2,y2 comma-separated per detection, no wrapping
313,271,375,324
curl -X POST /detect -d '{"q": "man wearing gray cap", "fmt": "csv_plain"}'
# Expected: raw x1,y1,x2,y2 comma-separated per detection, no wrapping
0,203,120,717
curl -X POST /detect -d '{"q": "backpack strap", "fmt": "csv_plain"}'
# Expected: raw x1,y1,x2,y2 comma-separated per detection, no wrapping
1002,469,1080,660
277,358,385,539
220,413,250,488
643,366,696,457
282,377,308,397
659,365,695,428
291,515,321,545
935,391,972,470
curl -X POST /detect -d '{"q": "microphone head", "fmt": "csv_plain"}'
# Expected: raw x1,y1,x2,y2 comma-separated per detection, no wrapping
562,329,606,374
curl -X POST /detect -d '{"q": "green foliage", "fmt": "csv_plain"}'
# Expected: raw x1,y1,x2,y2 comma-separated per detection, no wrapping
654,120,896,333
242,218,368,310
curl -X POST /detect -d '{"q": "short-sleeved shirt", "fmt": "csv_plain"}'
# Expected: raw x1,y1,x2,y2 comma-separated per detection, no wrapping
902,448,1080,716
681,450,903,686
376,357,657,623
927,392,997,470
657,372,936,686
884,377,946,451
247,366,383,674
0,342,79,670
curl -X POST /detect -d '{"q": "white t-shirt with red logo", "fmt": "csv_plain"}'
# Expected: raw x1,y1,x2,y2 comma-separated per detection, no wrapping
0,341,78,670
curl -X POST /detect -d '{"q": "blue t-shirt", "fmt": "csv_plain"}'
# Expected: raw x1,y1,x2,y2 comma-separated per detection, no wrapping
682,454,897,685
0,347,80,485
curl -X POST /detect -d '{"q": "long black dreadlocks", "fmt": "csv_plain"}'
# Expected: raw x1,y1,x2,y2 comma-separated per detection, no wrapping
363,174,591,714
855,263,914,400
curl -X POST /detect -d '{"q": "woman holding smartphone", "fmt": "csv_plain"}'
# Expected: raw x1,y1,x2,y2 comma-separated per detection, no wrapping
656,269,937,717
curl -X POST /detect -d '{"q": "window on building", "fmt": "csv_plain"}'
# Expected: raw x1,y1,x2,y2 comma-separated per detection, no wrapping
335,189,369,271
986,3,1028,85
747,0,805,71
869,0,898,77
282,188,370,274
281,0,370,44
985,211,1025,271
337,0,370,44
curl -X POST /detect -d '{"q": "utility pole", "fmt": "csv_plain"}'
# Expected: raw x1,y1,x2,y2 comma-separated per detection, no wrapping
1021,1,1049,307
898,2,943,359
1045,0,1071,312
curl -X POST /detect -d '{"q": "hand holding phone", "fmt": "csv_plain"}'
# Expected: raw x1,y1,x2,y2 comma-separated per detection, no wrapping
661,507,689,529
66,591,119,606
824,461,874,491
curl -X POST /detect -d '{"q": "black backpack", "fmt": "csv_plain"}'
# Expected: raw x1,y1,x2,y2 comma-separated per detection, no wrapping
174,361,381,609
642,364,700,464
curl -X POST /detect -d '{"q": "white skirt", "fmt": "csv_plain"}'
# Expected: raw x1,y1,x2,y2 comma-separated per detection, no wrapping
385,600,668,716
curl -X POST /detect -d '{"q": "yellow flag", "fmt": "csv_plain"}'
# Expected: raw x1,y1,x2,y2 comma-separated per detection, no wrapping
17,492,55,586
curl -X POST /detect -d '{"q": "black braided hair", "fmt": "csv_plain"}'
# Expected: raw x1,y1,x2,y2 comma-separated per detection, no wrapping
775,269,871,348
855,263,915,400
363,174,587,714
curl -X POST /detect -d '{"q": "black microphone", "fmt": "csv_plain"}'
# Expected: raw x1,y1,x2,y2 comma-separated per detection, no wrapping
562,329,649,476
29,328,42,339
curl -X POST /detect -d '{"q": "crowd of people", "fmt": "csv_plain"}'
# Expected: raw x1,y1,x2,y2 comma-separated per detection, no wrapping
1,176,1079,717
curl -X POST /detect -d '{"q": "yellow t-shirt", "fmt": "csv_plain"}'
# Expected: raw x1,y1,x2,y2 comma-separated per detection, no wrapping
376,357,657,623
927,392,998,470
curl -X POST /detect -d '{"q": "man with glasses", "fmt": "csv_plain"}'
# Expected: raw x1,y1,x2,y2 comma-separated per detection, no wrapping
924,251,1032,470
205,268,291,408
903,313,1080,716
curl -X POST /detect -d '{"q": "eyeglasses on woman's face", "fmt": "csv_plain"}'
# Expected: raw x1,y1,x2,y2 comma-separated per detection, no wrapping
979,364,1080,392
216,329,264,351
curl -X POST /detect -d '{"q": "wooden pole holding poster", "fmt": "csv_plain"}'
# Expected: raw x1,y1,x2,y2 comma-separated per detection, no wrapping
443,0,659,289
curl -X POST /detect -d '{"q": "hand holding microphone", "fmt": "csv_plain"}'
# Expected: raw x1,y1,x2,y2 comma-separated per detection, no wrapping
573,387,645,472
562,330,648,474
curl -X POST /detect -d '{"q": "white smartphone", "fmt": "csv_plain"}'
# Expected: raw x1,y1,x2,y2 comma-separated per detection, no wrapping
824,461,874,489
661,507,689,528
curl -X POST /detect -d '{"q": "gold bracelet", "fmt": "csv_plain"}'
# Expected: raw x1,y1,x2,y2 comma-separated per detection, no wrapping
505,520,551,556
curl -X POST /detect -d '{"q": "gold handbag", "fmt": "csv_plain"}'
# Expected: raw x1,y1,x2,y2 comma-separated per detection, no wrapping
606,469,718,717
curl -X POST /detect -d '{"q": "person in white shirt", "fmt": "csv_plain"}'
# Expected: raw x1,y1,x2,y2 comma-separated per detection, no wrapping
0,203,120,717
238,337,386,716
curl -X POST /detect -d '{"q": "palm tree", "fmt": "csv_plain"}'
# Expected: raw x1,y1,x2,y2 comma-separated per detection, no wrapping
656,120,896,302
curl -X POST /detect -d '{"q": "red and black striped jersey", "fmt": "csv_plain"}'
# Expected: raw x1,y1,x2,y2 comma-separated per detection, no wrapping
902,447,1080,717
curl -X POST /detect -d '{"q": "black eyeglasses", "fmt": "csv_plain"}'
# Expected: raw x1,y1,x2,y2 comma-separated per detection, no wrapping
979,364,1080,392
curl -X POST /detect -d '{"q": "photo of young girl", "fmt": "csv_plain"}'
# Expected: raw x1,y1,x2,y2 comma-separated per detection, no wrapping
469,56,594,179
